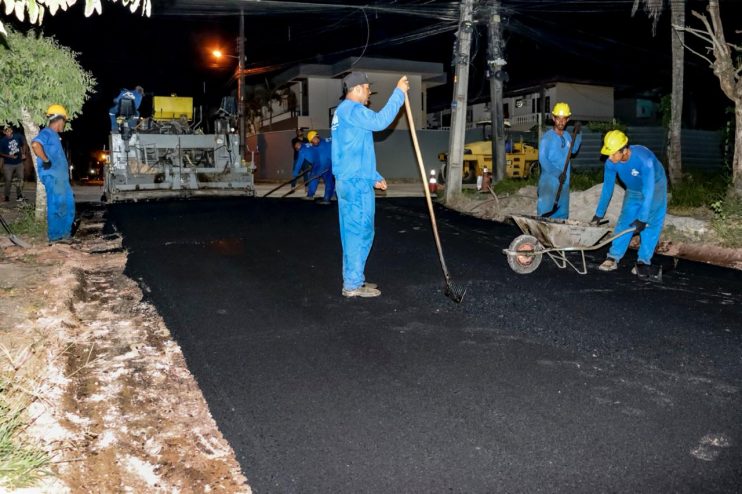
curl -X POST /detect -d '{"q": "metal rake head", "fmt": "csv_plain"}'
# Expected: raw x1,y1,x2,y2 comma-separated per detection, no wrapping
444,282,466,304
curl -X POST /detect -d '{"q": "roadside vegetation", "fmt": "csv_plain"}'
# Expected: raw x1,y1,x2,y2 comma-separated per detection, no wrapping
6,203,46,242
0,343,50,489
469,166,741,248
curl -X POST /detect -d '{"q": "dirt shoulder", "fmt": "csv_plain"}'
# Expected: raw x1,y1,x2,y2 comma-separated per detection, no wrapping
443,184,742,270
0,206,251,493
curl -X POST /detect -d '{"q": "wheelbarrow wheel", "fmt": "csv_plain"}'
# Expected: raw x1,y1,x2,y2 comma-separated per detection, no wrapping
506,234,543,274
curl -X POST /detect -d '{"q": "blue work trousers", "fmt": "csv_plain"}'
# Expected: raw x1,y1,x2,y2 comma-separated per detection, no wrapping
308,170,336,201
608,184,667,265
336,178,376,290
537,174,570,219
40,174,75,241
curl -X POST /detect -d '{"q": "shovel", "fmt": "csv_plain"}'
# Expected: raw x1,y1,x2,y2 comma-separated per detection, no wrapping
404,93,466,304
0,212,32,248
263,168,310,197
541,127,578,218
279,171,326,198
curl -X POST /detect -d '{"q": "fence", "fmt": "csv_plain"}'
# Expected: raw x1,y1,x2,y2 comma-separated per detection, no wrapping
246,126,724,182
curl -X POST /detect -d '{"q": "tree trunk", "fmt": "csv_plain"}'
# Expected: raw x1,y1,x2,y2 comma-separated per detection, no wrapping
733,104,742,197
20,109,46,221
667,0,685,185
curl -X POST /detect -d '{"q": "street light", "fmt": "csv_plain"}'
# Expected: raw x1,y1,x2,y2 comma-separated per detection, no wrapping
210,37,245,162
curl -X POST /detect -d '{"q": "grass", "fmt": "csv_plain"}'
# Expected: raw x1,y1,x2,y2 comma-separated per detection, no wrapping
668,170,729,209
710,194,742,247
469,167,742,248
569,169,603,191
0,345,51,489
666,170,742,248
489,168,602,196
7,204,47,241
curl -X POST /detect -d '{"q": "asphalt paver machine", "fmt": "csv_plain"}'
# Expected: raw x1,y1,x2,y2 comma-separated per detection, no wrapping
104,95,255,202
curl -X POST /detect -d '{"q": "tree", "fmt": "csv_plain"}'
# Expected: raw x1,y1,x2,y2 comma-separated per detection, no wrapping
0,28,95,218
632,0,685,186
675,0,742,196
1,0,151,36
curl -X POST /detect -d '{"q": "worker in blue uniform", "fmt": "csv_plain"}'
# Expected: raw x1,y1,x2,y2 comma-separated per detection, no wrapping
109,86,144,132
331,71,409,298
537,102,582,219
591,130,667,278
306,131,335,204
31,105,76,243
290,136,318,199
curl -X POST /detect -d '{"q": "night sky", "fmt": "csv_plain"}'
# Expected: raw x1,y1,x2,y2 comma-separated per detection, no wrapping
6,0,741,162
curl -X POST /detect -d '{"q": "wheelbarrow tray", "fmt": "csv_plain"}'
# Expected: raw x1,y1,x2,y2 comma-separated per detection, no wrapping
511,215,612,249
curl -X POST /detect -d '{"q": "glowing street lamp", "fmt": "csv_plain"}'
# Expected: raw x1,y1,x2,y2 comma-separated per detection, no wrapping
209,12,246,160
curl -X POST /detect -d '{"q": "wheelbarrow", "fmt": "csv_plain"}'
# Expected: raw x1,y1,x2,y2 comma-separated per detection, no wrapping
502,215,634,275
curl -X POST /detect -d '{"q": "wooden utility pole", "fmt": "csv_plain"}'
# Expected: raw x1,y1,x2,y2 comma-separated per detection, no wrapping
487,0,507,182
238,9,246,162
667,0,684,186
445,0,476,202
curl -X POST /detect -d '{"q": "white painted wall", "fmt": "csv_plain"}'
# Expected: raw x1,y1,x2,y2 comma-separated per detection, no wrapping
307,78,343,129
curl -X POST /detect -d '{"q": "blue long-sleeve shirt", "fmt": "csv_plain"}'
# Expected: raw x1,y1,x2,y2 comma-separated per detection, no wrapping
292,142,317,177
595,145,667,222
330,88,405,181
538,128,582,179
32,127,69,179
313,138,333,174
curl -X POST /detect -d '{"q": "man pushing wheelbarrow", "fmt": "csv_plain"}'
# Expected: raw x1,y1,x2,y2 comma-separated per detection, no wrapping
590,130,667,281
504,130,667,282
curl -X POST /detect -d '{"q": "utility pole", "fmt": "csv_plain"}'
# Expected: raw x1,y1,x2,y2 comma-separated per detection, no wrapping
238,8,246,162
487,0,507,182
445,0,475,203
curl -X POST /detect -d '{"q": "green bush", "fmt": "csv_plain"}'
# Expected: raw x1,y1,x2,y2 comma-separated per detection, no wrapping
669,171,728,208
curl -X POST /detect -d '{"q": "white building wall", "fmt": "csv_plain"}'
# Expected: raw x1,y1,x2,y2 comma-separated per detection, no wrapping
298,73,423,131
307,78,343,129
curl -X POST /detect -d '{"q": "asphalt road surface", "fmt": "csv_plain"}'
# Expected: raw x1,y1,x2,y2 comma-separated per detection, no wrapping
109,197,742,493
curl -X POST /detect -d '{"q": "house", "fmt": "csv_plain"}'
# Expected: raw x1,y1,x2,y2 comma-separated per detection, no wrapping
427,80,615,132
257,57,447,133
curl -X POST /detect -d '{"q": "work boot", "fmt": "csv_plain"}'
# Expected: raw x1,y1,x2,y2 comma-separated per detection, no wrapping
363,282,377,289
342,285,381,298
598,258,618,272
631,262,660,281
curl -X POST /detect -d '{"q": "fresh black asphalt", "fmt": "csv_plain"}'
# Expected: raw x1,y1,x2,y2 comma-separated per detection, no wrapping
109,197,742,493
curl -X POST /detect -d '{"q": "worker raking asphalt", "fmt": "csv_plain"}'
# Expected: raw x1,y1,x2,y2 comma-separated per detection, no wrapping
110,197,742,493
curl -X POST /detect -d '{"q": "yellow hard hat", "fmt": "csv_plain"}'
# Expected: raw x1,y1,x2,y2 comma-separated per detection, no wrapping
601,130,629,155
551,102,571,117
307,130,319,142
46,104,68,120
